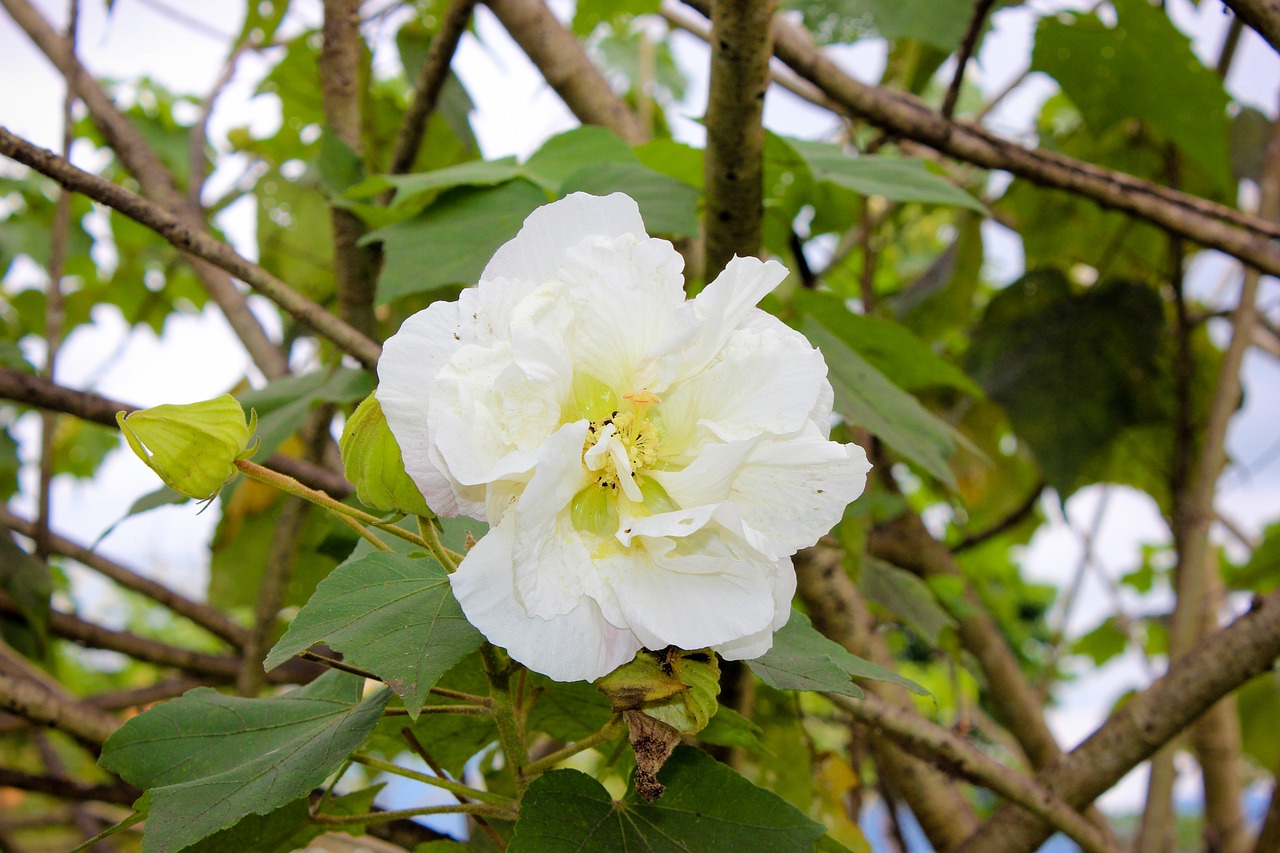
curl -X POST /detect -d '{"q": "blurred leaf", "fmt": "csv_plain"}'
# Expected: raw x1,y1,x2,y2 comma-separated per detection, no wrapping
573,0,660,36
526,673,614,742
1229,520,1280,593
349,159,522,209
699,705,766,753
100,670,390,853
1032,0,1231,189
0,534,51,650
265,552,484,717
238,367,374,459
560,161,700,237
793,290,981,395
780,0,976,49
634,139,704,190
508,746,825,852
235,0,291,47
965,271,1166,496
804,318,962,488
747,611,927,698
0,426,18,502
370,180,547,304
1073,617,1128,667
1232,107,1270,183
860,557,956,647
316,129,366,196
257,165,335,302
49,418,119,480
1238,673,1280,771
785,139,985,212
522,126,637,189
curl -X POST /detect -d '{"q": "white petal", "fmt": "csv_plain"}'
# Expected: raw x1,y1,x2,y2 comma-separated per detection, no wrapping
511,423,596,620
650,439,760,513
452,517,642,682
727,435,871,554
482,193,648,286
659,323,828,455
715,558,796,660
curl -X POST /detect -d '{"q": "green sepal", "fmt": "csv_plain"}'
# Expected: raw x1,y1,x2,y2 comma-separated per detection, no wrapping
598,648,721,736
116,394,257,501
340,393,433,518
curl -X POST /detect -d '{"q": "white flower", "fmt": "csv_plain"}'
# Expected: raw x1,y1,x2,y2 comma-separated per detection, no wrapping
378,193,871,682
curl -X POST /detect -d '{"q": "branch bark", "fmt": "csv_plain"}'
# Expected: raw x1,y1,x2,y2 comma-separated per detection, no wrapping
0,768,138,806
677,0,1280,278
0,128,382,369
0,0,291,379
1223,0,1280,56
484,0,647,143
0,367,354,499
702,0,777,278
0,670,119,749
954,589,1280,853
321,0,379,339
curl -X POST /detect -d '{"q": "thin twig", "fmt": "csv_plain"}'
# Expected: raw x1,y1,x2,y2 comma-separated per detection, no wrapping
941,0,996,120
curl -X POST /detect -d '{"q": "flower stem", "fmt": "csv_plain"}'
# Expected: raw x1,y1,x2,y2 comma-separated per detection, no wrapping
235,460,431,550
416,514,462,572
349,752,515,807
312,802,517,826
382,703,491,716
524,715,625,777
481,644,528,793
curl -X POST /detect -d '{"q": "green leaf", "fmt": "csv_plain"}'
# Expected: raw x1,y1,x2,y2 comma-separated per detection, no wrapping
0,534,51,649
521,126,638,189
965,272,1166,496
747,611,927,698
316,129,366,196
860,557,955,647
369,179,547,304
508,746,825,852
0,425,19,502
70,793,149,852
1031,0,1231,189
572,0,660,36
347,158,523,208
780,0,977,49
100,670,390,853
804,317,962,488
699,705,766,753
264,552,484,717
793,290,982,396
237,367,375,459
526,673,614,742
387,651,496,777
560,161,700,237
1229,520,1280,593
785,139,985,212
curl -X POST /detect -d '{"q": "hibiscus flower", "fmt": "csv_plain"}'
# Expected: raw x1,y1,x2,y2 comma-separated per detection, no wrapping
378,192,870,682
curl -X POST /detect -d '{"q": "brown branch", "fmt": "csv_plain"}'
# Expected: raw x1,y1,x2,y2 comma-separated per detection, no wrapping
0,128,382,369
0,670,119,749
677,0,1280,278
702,0,777,279
0,367,354,499
829,692,1121,853
793,545,980,850
1224,0,1280,56
484,0,647,144
0,0,291,379
0,506,247,649
940,0,995,120
390,0,481,175
0,768,138,806
321,0,379,339
954,589,1280,853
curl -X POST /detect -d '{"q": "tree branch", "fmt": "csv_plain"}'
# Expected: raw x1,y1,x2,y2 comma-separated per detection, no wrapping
0,768,138,806
390,0,481,175
0,0,291,379
0,128,382,369
1223,0,1280,56
0,507,247,649
677,0,1280,278
0,670,119,749
940,0,996,120
954,589,1280,853
484,0,647,143
0,367,354,499
702,0,776,279
321,0,379,339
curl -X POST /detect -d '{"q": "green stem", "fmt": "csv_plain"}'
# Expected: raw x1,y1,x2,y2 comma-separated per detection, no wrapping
350,753,515,807
416,514,462,571
524,715,624,777
383,704,491,716
312,802,518,826
430,686,492,705
336,513,391,551
235,460,430,550
482,644,528,793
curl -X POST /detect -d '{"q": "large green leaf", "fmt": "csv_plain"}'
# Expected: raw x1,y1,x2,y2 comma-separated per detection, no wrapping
794,290,981,396
965,271,1165,496
1032,0,1231,189
785,139,985,212
860,557,956,648
560,161,700,237
804,317,963,488
508,746,825,852
369,179,548,303
100,670,389,853
747,611,927,698
780,0,976,49
264,552,484,717
522,125,638,189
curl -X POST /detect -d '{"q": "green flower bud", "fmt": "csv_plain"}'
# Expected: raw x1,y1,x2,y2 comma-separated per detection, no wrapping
340,394,432,518
116,395,258,501
597,648,721,736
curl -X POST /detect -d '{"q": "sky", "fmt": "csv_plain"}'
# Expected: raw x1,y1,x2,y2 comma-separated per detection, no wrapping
3,0,1280,825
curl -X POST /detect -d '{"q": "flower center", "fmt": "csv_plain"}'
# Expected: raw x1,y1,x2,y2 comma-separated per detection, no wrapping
582,410,660,493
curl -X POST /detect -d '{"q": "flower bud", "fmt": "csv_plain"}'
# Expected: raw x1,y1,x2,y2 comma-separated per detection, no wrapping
116,395,258,501
340,394,432,518
597,648,720,736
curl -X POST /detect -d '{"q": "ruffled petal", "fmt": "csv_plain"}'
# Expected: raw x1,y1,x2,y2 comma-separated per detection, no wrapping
482,192,648,286
714,557,796,661
452,516,642,682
